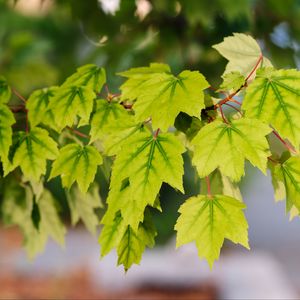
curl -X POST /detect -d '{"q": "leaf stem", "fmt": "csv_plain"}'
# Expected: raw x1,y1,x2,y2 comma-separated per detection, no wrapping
12,88,27,103
214,53,263,110
67,126,90,139
223,102,243,116
205,176,212,198
272,130,297,154
219,105,228,124
154,128,160,139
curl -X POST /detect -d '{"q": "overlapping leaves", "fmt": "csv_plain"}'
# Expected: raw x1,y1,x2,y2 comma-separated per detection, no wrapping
119,63,209,131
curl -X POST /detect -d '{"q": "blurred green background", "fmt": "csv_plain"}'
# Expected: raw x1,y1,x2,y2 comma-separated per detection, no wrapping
1,0,300,243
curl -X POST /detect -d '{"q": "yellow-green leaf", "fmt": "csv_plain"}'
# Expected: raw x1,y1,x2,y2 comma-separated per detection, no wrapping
270,156,300,212
102,130,185,230
0,103,15,161
26,87,58,129
50,143,102,193
0,76,11,103
11,128,58,182
66,183,102,235
243,68,300,148
119,63,209,131
49,85,96,130
175,194,249,268
192,118,271,181
62,64,106,93
90,99,136,143
213,33,272,76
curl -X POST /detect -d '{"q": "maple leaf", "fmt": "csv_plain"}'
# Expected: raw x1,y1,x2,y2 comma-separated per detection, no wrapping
243,67,300,148
62,64,106,92
192,118,271,181
213,33,272,76
270,156,300,212
49,85,96,130
0,104,15,161
102,130,185,230
0,76,11,103
26,87,58,129
66,183,102,235
99,212,126,256
50,143,102,193
2,177,65,259
119,63,209,131
10,128,58,182
219,71,245,91
175,194,249,267
90,99,136,143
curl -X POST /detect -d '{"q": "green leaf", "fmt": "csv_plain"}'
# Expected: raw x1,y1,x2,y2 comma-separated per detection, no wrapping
192,118,271,181
2,177,65,259
37,189,66,247
270,156,300,211
117,210,157,271
119,63,209,131
10,128,59,182
102,123,143,156
0,103,15,161
102,130,185,230
66,183,102,235
219,71,245,91
49,85,96,130
243,68,300,148
0,76,11,103
99,212,126,256
90,99,136,143
175,194,249,268
50,143,102,193
212,33,272,76
26,87,58,129
62,64,106,93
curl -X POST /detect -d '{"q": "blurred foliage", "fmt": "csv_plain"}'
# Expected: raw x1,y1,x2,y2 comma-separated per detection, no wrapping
1,0,300,94
1,0,300,243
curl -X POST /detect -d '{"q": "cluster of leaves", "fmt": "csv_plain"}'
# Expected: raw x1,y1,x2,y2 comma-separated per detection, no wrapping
1,33,300,271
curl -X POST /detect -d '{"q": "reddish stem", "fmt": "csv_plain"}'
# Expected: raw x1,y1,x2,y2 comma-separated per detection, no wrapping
223,102,243,116
219,105,228,124
154,128,160,139
214,53,263,110
12,88,27,103
267,156,278,164
67,126,90,139
205,176,212,198
245,53,263,82
272,130,297,154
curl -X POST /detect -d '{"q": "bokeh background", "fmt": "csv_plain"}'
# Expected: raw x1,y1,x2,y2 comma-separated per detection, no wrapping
1,0,300,299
